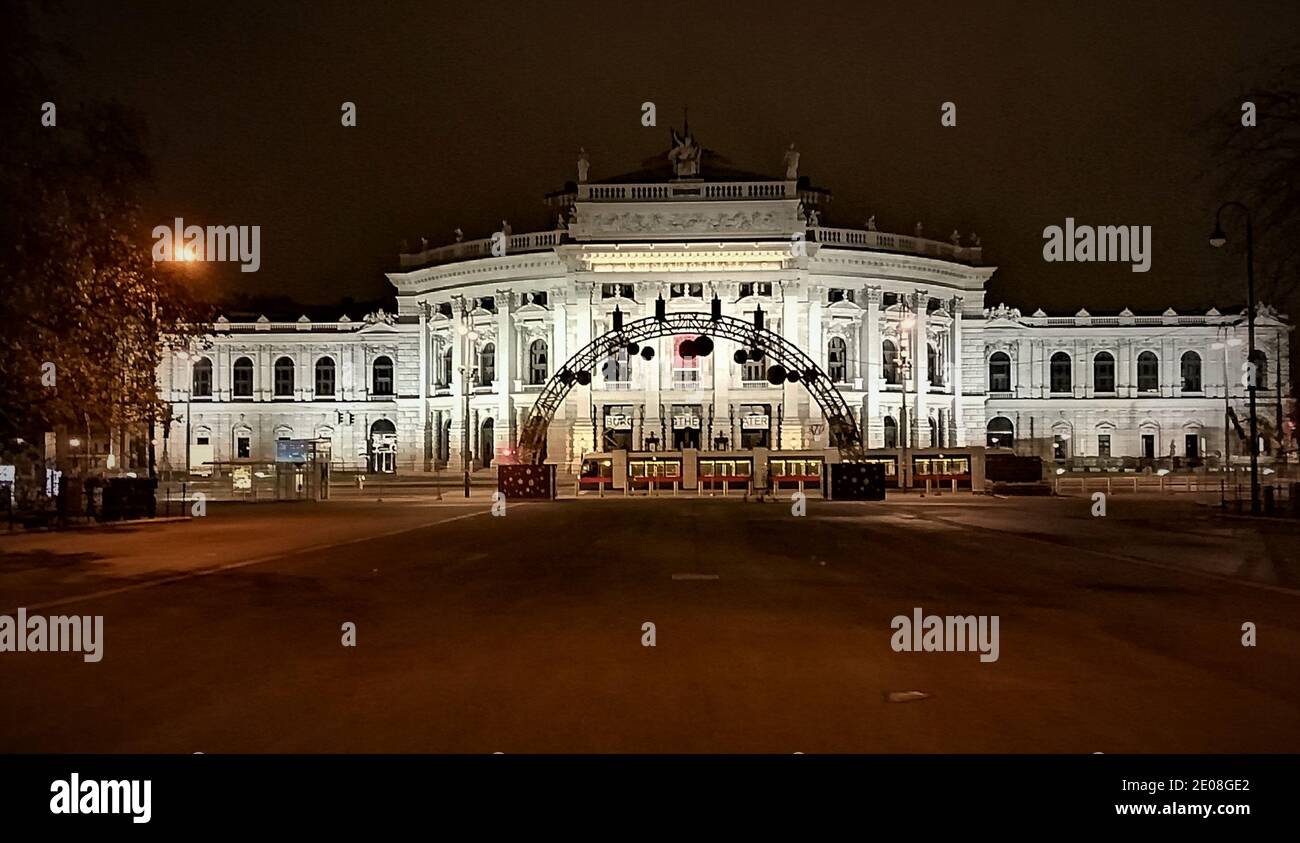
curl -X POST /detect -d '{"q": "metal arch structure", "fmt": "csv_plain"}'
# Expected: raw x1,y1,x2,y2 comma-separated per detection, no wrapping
517,313,864,463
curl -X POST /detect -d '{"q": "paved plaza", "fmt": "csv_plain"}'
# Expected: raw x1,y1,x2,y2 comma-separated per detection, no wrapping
2,493,1297,753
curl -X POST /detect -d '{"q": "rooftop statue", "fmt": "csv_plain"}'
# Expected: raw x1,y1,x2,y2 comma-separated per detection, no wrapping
783,143,800,180
577,147,590,183
454,228,464,242
668,124,702,178
951,230,961,246
866,215,877,231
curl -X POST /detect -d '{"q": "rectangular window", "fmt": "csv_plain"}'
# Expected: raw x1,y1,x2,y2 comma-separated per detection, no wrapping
601,283,635,300
237,435,251,459
671,336,700,388
1053,434,1069,461
1185,434,1199,459
315,365,335,397
1097,434,1111,458
1141,434,1155,459
192,364,212,397
233,365,253,398
670,282,703,298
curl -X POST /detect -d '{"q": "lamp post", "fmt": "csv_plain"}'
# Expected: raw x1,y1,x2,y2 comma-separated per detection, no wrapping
1209,202,1260,514
455,296,480,498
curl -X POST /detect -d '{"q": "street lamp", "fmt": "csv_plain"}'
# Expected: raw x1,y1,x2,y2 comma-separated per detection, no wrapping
1209,201,1260,514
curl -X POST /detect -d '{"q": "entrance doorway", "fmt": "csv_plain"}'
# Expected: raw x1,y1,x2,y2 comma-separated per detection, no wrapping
480,418,495,468
370,419,397,473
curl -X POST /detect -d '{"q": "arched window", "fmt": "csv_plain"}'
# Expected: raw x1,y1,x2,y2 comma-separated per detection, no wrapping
927,415,938,446
528,339,549,385
883,416,898,448
827,337,848,383
314,357,336,397
478,344,495,385
882,340,900,385
1050,352,1072,393
986,416,1014,448
1180,351,1202,393
1248,349,1268,387
1093,352,1116,393
232,356,254,398
372,355,394,396
927,344,942,386
988,352,1010,392
1137,351,1159,392
273,356,295,398
191,357,213,397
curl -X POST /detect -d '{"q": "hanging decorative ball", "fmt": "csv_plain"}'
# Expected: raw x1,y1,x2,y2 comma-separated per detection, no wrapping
679,339,697,358
575,370,592,385
733,349,749,365
749,348,765,362
786,369,802,383
640,347,655,361
766,364,788,385
626,341,640,355
694,335,714,356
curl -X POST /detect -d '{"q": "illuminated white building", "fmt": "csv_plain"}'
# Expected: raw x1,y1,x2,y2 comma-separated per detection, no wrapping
159,135,1293,478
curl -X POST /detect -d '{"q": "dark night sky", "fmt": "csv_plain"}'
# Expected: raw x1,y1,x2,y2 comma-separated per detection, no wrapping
39,0,1300,315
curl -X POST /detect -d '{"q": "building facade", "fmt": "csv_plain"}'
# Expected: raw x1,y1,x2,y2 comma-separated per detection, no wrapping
158,137,1293,476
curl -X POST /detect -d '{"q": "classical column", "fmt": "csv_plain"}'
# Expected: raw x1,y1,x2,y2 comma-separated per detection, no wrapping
496,289,513,457
569,280,595,463
864,286,882,447
419,305,430,471
951,296,963,445
911,292,929,448
781,280,804,449
807,283,825,439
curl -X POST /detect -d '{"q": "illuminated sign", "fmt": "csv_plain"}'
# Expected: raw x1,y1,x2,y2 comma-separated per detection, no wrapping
604,413,633,430
742,414,770,429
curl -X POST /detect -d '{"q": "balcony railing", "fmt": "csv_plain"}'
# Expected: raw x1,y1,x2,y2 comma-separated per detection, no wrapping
577,180,793,202
809,226,983,265
398,230,564,269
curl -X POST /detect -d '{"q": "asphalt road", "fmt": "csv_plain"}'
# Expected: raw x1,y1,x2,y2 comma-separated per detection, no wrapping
2,495,1298,752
